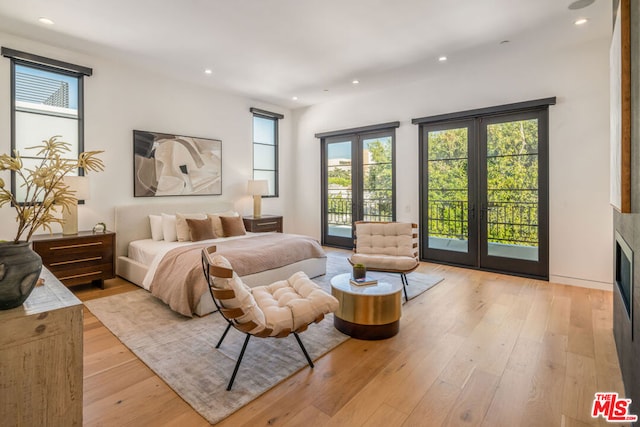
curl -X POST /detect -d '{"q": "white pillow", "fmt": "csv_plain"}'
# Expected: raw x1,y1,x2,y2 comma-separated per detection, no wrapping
161,213,177,242
149,214,163,241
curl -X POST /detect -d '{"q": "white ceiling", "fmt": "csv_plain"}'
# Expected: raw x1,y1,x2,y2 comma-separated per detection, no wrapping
0,0,610,109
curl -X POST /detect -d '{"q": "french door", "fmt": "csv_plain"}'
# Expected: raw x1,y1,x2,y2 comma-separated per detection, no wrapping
420,109,549,278
321,130,395,247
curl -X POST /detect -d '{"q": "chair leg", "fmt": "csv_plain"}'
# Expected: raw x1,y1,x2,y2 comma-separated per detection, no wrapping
216,323,232,348
293,332,314,368
401,273,409,301
227,334,251,391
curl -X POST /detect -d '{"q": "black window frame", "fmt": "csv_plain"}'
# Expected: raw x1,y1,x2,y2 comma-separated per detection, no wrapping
2,47,92,202
250,107,283,198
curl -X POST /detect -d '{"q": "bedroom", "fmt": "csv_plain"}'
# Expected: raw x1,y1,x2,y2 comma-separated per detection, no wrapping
0,0,631,426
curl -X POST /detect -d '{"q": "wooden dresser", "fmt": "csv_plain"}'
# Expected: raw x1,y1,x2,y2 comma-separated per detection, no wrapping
0,267,83,425
31,231,115,288
242,215,283,233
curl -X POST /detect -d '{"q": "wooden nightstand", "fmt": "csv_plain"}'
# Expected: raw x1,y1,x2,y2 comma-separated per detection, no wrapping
31,231,115,288
243,215,283,233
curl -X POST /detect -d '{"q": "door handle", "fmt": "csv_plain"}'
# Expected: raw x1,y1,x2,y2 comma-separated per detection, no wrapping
480,204,487,219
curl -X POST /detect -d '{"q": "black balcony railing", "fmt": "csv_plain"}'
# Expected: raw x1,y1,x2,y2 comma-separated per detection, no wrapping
328,193,539,248
327,196,393,225
427,199,538,246
427,200,468,240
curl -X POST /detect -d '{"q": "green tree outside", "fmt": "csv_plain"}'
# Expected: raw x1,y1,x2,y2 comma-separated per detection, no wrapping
427,119,539,247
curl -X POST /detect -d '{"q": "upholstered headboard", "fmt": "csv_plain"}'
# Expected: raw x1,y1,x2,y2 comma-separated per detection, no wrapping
114,200,235,259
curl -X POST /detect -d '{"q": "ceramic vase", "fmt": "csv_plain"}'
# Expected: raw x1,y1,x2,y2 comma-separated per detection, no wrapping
0,241,42,310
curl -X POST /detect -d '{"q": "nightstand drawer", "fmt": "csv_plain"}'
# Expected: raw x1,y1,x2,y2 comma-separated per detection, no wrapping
243,215,283,233
31,231,115,288
34,235,112,260
51,262,114,286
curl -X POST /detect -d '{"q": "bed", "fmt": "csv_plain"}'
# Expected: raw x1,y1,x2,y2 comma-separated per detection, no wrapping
114,201,327,316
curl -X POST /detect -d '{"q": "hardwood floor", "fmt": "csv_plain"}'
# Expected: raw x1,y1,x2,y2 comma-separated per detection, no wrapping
76,249,627,426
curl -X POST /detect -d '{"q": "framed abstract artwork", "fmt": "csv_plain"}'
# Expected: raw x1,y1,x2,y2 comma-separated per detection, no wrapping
133,130,222,197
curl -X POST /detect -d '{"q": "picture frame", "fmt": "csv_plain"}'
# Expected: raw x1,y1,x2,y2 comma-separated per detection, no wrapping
133,130,222,197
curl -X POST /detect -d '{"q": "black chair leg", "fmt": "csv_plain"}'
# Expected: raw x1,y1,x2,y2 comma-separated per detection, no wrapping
293,332,314,368
227,334,251,391
216,323,232,348
401,273,409,301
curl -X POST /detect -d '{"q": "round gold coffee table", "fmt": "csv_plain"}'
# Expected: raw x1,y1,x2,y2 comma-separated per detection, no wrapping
330,273,402,340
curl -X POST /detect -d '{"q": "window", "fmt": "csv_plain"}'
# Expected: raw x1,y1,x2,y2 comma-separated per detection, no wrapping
251,108,283,197
2,48,92,202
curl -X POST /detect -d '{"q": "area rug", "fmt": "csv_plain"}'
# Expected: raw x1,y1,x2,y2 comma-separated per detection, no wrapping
84,255,443,424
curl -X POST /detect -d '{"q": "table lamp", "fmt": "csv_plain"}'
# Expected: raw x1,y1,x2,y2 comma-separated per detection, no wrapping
62,176,90,235
247,179,268,218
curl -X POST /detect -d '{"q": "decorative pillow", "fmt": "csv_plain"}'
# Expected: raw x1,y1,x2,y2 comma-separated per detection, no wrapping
220,215,246,237
149,214,163,241
186,217,216,241
207,211,238,237
176,212,207,241
161,213,177,242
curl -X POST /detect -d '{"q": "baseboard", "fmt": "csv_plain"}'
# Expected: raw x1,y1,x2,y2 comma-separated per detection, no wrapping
549,274,612,291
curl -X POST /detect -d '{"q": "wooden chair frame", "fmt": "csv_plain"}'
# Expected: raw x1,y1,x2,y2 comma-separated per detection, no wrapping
201,246,320,391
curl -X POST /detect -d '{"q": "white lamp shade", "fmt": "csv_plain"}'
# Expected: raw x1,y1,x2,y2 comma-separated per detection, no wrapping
247,179,268,196
63,175,90,201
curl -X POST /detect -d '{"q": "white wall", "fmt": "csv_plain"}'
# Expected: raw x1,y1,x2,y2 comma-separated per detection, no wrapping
290,36,612,289
0,31,291,241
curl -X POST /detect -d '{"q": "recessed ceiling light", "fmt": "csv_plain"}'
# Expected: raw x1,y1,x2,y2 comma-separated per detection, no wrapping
352,79,359,85
568,0,595,10
204,69,213,75
438,56,447,62
574,18,588,25
38,17,54,25
292,96,298,101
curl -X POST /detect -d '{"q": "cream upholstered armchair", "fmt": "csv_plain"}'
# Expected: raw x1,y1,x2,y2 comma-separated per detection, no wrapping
348,221,419,301
201,246,339,390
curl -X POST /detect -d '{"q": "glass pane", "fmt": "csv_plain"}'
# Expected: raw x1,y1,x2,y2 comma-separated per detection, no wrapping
427,127,469,253
486,119,538,156
13,157,46,203
15,111,79,154
253,170,276,196
253,116,275,145
327,141,352,238
254,144,275,171
363,136,392,163
15,64,79,115
486,119,539,261
362,136,393,223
